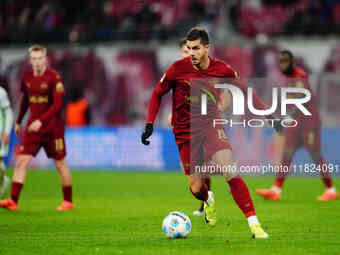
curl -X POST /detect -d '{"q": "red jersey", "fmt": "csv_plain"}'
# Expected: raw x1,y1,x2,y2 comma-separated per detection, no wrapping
147,57,267,136
17,67,65,134
284,66,320,125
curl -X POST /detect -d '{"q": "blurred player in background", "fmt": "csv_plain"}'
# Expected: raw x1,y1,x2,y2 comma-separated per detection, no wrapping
167,38,211,216
0,45,74,211
256,50,338,201
142,27,282,238
0,81,13,198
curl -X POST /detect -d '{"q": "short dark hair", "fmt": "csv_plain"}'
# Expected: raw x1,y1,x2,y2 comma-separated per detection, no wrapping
179,38,187,48
186,27,210,45
280,50,294,60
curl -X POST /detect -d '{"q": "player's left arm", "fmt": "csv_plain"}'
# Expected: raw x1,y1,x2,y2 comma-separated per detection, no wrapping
225,66,283,132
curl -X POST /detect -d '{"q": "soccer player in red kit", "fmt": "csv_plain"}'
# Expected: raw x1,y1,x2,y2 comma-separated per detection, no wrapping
0,45,74,211
141,27,280,238
256,50,338,201
168,38,212,217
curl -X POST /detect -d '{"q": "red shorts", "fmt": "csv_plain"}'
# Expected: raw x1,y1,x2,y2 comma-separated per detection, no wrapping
176,127,231,175
284,120,321,152
18,129,66,160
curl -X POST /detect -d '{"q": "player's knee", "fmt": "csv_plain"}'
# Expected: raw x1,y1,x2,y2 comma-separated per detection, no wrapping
15,157,29,172
190,180,203,194
54,159,69,172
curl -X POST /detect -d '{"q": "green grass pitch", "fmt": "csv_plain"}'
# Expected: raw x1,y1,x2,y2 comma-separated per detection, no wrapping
0,170,339,255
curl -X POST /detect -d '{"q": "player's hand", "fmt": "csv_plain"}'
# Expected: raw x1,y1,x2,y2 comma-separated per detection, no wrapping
1,133,10,145
141,123,153,145
28,120,42,132
15,123,21,137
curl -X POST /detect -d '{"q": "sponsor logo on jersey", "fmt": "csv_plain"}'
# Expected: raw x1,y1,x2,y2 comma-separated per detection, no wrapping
29,95,48,103
183,80,191,86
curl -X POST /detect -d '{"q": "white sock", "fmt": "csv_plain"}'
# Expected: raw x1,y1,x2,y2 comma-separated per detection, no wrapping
326,187,336,193
271,185,281,194
247,215,260,227
206,191,214,205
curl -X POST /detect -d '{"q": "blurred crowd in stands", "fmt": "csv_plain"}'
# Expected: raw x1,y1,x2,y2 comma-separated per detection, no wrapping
1,0,340,44
1,43,340,127
0,0,217,44
232,0,340,37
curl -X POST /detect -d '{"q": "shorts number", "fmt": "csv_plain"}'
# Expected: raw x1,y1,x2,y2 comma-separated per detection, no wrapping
307,132,314,145
217,129,227,140
55,138,64,152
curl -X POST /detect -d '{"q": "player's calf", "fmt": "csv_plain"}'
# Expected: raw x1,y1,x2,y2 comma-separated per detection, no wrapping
187,176,216,226
54,158,74,209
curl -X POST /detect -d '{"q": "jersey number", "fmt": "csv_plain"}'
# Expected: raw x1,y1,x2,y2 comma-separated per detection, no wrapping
55,138,64,152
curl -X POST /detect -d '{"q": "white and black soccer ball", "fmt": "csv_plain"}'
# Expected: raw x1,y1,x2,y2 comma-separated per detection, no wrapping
162,211,191,238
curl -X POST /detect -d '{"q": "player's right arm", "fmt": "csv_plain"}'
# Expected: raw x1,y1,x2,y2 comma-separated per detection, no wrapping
141,65,174,145
15,79,29,136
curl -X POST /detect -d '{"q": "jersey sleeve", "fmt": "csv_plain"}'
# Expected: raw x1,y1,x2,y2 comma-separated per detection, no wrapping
39,72,65,122
146,65,175,123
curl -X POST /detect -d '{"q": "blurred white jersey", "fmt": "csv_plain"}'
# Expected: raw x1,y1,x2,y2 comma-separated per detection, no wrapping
0,87,13,157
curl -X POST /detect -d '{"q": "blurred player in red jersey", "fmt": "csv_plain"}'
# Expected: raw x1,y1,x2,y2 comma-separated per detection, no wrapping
168,38,212,217
0,45,74,211
141,27,281,238
256,50,338,201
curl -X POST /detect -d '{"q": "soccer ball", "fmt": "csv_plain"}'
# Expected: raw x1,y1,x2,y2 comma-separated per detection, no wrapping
162,211,191,238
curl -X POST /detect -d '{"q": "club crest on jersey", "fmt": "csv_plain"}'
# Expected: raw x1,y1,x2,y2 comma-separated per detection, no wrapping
183,80,191,86
26,83,30,88
41,82,48,89
56,82,64,93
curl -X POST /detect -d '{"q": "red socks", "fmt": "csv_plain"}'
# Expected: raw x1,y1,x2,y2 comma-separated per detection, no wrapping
274,157,292,188
228,177,256,218
62,186,73,202
190,184,208,201
10,183,72,204
318,157,333,188
274,156,333,189
11,182,23,203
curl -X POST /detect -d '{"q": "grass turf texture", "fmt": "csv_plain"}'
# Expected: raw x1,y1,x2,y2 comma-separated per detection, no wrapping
0,170,339,255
